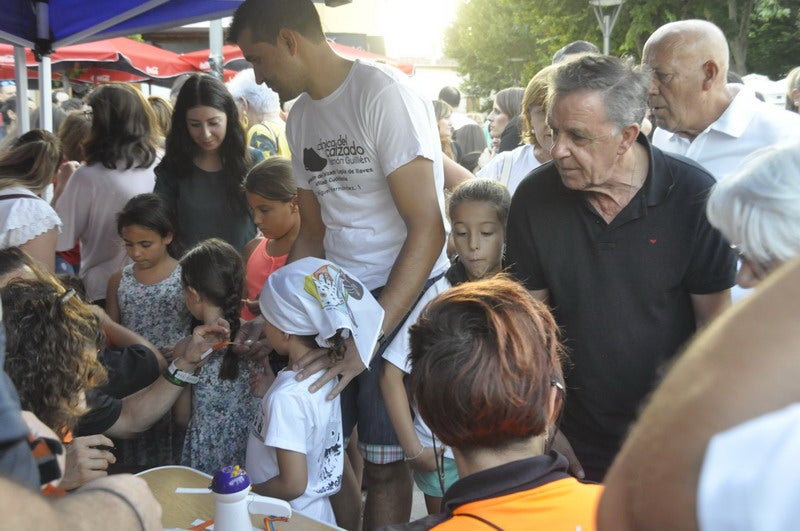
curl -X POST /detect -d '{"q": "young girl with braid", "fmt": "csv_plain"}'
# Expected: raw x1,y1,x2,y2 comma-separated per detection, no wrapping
245,257,384,525
175,238,259,473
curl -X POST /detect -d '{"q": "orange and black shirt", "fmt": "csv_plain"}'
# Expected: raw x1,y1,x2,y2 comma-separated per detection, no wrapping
383,452,603,531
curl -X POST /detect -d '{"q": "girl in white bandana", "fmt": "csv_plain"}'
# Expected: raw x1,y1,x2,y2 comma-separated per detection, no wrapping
245,257,384,524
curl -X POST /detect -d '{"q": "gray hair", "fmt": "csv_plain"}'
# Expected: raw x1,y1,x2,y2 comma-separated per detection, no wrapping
706,143,800,267
226,68,280,115
549,54,650,132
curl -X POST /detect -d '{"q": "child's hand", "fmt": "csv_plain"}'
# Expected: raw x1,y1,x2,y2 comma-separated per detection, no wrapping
233,315,273,362
406,445,445,473
247,362,275,398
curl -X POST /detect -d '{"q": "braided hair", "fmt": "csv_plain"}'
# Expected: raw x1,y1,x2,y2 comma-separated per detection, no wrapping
180,238,245,380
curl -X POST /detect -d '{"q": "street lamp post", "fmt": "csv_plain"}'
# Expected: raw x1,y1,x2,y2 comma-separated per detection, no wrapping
589,0,625,55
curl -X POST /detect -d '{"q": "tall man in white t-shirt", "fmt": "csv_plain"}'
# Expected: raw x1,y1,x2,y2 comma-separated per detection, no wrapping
229,1,449,528
644,19,800,181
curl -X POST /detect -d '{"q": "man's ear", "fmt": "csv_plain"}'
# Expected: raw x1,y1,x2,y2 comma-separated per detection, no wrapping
617,123,641,155
701,60,721,90
278,28,298,56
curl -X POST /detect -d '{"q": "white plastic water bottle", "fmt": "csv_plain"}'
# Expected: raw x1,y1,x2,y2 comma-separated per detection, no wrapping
211,465,253,531
209,465,292,531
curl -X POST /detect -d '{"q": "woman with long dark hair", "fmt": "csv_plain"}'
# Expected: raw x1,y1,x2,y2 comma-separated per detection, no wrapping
155,73,263,254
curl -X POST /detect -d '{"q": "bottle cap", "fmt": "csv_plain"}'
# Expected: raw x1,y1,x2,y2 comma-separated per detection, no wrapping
210,465,252,494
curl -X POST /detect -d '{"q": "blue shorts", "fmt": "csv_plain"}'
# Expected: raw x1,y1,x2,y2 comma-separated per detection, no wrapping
341,274,444,462
412,457,459,497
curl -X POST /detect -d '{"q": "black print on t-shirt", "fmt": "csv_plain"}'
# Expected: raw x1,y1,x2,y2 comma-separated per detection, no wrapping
303,148,328,172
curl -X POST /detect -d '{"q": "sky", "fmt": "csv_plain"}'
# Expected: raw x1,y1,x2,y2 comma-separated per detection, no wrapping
381,0,459,59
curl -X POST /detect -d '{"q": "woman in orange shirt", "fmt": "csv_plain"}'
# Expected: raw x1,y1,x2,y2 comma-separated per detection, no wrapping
397,277,603,530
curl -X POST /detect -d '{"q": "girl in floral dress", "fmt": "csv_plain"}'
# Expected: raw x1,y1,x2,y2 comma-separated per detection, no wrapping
176,238,259,474
106,193,193,468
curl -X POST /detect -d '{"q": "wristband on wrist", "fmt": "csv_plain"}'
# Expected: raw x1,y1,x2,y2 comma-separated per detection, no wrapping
404,446,425,462
164,360,200,385
162,369,186,387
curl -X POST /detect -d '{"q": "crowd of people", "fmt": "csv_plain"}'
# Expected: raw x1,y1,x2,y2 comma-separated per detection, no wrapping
1,1,800,530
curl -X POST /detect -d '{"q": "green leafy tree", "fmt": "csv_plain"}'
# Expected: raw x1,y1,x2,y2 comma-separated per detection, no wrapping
445,0,798,98
747,0,800,78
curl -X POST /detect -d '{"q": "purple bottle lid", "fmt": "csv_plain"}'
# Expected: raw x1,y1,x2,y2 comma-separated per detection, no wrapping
210,465,252,494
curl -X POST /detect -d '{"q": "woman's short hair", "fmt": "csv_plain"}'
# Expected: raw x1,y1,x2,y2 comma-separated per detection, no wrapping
520,65,556,147
147,95,173,139
0,129,61,193
707,143,800,267
83,83,158,170
227,68,281,116
57,112,92,162
244,157,296,202
453,123,487,154
408,277,564,450
1,278,106,435
493,87,525,120
432,99,453,122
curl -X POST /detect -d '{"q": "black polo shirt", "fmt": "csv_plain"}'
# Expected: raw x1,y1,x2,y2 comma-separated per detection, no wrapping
506,134,736,478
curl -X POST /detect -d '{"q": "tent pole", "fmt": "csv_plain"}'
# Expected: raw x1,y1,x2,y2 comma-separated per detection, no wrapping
13,46,30,134
38,56,53,131
35,0,53,131
208,19,224,80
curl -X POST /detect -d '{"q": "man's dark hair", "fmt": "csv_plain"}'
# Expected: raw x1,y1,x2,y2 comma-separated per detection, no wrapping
438,86,460,108
228,0,325,45
552,40,600,64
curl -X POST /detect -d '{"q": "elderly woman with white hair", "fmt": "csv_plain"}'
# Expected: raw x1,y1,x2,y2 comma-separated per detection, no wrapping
706,143,800,288
226,68,291,159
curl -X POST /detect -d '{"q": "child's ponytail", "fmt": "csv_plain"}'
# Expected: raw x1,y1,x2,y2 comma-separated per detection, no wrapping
327,329,348,363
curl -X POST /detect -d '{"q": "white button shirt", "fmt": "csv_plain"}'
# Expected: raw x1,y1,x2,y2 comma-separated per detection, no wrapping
652,84,800,181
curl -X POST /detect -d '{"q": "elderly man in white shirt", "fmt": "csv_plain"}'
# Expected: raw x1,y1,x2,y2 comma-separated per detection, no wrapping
643,19,800,181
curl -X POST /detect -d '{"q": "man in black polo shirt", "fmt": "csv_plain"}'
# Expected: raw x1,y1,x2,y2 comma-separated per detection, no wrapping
506,55,736,482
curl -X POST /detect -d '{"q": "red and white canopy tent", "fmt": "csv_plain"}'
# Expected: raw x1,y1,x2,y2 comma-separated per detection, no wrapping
0,37,197,87
181,40,415,76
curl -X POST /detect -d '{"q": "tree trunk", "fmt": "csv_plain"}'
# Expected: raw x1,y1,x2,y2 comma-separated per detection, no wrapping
727,0,754,74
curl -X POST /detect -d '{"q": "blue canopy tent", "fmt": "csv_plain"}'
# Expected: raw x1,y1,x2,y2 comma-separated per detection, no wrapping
0,0,244,131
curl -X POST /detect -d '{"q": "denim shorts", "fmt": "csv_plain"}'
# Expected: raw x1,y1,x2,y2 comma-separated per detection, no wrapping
340,273,444,463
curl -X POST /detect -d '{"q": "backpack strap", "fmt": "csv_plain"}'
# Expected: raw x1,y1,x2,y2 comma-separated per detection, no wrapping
0,193,42,201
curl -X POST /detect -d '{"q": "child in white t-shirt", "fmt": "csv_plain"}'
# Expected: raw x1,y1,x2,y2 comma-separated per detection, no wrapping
380,178,511,514
245,257,384,525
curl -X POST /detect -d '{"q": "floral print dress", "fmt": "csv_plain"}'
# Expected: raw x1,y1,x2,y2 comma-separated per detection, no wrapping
115,263,193,468
180,352,259,474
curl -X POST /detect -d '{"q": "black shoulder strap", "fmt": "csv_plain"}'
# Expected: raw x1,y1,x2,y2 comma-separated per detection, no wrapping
0,193,42,201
